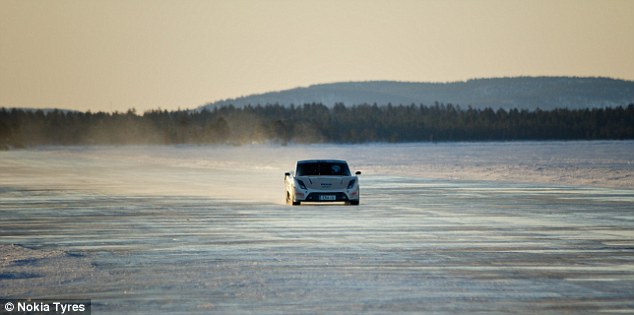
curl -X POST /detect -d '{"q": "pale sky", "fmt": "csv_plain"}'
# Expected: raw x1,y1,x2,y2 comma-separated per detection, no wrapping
1,0,633,112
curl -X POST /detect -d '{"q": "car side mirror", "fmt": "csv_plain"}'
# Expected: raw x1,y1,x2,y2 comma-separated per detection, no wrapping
355,171,362,175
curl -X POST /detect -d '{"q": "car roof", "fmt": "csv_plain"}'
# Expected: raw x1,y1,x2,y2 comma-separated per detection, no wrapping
297,159,348,164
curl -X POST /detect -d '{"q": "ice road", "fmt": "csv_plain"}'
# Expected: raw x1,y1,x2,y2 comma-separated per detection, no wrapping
1,141,633,314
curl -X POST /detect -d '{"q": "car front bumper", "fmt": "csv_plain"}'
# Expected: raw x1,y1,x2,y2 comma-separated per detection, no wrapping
295,190,359,202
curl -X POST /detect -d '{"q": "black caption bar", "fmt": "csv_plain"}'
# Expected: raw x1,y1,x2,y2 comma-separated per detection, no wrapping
1,299,90,315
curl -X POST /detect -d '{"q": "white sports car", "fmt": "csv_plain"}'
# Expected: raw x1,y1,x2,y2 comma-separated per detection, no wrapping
285,159,361,206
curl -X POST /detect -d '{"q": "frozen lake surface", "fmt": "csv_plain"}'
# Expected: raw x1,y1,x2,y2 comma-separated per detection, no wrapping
1,141,633,314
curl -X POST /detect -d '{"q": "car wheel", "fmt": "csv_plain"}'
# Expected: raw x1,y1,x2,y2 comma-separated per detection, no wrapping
347,200,360,206
287,192,301,206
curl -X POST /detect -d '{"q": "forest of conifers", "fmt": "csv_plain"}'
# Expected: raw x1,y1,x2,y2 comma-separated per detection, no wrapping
2,103,633,148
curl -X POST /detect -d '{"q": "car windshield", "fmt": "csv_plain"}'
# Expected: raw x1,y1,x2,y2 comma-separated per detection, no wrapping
297,162,351,176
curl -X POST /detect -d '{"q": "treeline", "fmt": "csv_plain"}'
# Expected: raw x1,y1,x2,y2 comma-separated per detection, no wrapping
1,103,633,148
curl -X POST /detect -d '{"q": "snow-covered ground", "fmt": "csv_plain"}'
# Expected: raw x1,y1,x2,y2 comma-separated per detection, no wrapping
1,141,633,314
2,141,632,200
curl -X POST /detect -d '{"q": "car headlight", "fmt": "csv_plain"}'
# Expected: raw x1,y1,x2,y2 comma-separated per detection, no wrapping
347,179,356,189
296,179,307,190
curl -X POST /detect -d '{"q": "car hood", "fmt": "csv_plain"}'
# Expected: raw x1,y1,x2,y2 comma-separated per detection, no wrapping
295,175,357,190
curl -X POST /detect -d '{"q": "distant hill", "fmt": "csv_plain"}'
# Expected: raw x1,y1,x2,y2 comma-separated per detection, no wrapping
200,77,634,111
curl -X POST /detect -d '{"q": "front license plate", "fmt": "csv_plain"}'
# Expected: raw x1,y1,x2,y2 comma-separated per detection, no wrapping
319,195,336,201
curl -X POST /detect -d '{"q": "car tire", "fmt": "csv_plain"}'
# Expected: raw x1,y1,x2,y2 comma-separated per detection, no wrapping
347,200,360,206
287,192,301,206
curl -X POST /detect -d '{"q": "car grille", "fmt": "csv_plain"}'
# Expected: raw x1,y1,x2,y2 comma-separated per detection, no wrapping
305,192,349,202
